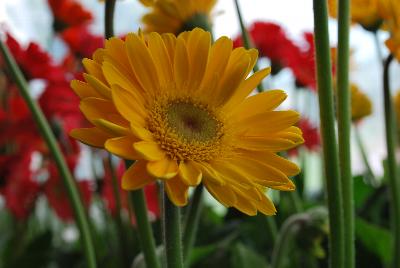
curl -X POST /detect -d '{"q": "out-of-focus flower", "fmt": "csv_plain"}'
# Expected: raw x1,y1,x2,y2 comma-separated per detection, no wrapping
139,0,216,34
378,0,400,60
47,0,93,31
233,22,298,75
61,26,104,59
328,0,382,31
351,84,373,122
4,34,66,82
70,28,303,216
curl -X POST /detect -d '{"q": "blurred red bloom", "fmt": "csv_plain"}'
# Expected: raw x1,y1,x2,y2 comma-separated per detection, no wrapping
233,21,298,74
61,25,104,58
4,34,66,82
289,118,320,156
48,0,93,31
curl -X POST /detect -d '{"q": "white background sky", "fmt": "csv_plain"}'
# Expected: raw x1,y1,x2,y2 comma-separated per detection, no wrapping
1,0,400,181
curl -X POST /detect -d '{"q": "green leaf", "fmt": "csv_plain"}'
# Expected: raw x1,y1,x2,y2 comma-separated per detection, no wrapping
355,217,392,264
230,243,269,268
353,175,374,208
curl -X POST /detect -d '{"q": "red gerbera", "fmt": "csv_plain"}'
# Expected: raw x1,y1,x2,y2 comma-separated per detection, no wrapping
48,0,93,31
61,25,104,58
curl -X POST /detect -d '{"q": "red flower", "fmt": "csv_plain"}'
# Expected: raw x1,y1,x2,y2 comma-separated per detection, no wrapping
48,0,93,31
300,119,320,151
4,34,66,82
61,25,104,58
1,151,40,220
233,22,298,74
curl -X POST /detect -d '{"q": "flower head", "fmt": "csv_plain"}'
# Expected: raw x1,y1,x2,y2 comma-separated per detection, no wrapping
378,0,400,60
139,0,216,34
351,84,372,122
47,0,93,31
328,0,382,31
70,28,303,215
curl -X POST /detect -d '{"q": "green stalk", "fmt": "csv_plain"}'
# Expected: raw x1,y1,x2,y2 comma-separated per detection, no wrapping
271,213,309,268
162,185,184,268
336,0,354,267
105,0,116,39
354,125,376,185
0,41,97,268
130,189,161,268
383,54,400,268
312,1,345,268
233,0,264,92
182,185,204,263
108,155,130,267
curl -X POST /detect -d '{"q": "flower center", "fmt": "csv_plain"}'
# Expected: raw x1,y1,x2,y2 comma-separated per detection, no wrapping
147,97,225,161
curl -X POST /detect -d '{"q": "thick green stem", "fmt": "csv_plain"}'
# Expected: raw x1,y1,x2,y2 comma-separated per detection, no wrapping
105,0,116,39
233,0,264,92
0,41,97,268
383,54,400,268
162,186,184,268
337,0,354,267
354,125,376,185
271,213,309,268
182,185,204,263
108,155,130,267
312,1,345,268
130,189,161,268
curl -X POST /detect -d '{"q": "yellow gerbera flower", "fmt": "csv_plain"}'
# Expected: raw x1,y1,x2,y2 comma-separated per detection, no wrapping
351,84,372,122
378,0,400,60
328,0,382,31
139,0,216,34
70,28,303,216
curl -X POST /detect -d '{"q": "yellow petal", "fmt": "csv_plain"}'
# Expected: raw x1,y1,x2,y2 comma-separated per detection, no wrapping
122,161,155,190
178,161,202,186
228,89,287,120
147,157,179,179
70,80,102,99
125,33,160,95
203,180,237,207
224,68,272,111
174,37,190,90
105,136,141,160
82,58,106,83
130,123,154,141
164,178,189,206
133,141,165,161
83,73,112,99
147,32,173,86
111,84,147,126
236,136,302,152
161,33,177,63
69,127,112,148
93,119,130,136
232,191,257,216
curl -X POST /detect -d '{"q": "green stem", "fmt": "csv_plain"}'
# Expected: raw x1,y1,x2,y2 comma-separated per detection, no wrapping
271,213,309,268
233,0,264,92
383,54,400,268
312,1,345,268
354,125,377,185
288,191,303,213
130,188,161,268
162,185,184,268
337,0,354,267
0,41,97,268
105,0,116,39
182,185,204,263
264,216,278,245
108,155,130,267
373,32,384,64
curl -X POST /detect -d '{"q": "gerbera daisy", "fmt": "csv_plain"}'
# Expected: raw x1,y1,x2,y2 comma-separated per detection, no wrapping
70,28,303,215
139,0,216,34
350,84,372,122
328,0,382,31
378,0,400,60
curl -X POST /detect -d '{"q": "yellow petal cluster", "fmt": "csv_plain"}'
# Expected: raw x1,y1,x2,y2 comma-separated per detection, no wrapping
328,0,382,30
378,0,400,60
351,84,373,122
70,28,303,216
139,0,216,34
